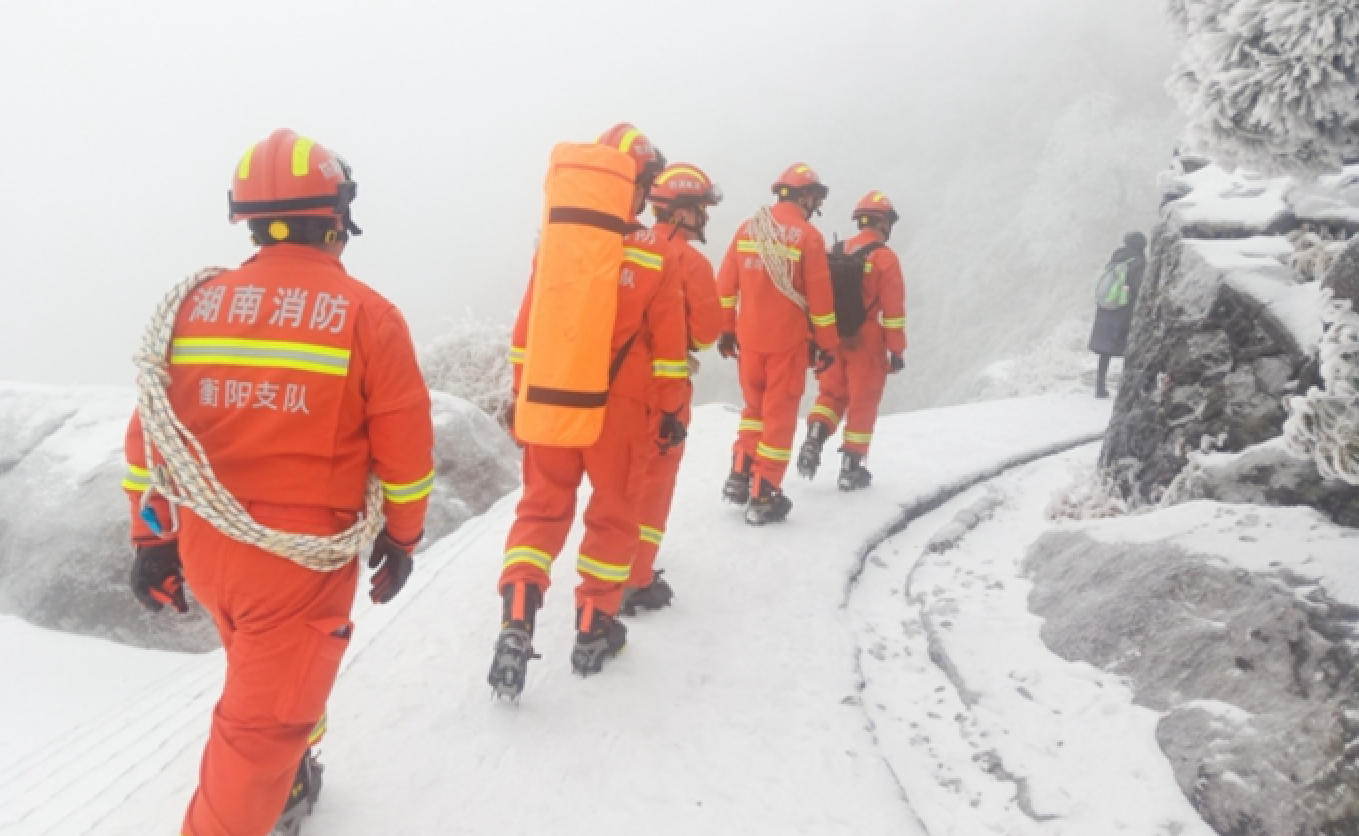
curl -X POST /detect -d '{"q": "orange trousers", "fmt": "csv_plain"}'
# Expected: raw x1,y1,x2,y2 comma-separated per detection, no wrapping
500,395,648,616
734,346,807,489
179,509,357,836
810,341,888,455
631,392,692,589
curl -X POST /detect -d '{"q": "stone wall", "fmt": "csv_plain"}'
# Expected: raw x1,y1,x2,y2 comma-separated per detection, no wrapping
1099,164,1359,524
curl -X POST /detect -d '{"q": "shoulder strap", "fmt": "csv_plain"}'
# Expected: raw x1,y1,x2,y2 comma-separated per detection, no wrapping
855,241,885,260
609,332,640,385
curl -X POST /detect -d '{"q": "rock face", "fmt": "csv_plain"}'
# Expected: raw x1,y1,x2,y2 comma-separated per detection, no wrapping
1026,529,1359,836
1100,163,1359,521
0,384,519,653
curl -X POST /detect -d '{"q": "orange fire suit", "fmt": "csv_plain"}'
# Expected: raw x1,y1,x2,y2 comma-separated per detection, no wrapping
809,228,907,455
717,200,838,489
500,225,688,616
630,222,723,589
122,243,434,836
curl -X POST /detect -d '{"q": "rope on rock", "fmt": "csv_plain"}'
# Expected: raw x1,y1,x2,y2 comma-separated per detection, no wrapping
132,267,383,571
1283,292,1359,486
748,207,807,312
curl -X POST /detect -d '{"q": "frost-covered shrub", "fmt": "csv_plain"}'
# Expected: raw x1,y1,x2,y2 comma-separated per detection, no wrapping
1288,227,1350,282
1283,294,1359,484
1167,0,1359,174
421,314,514,425
1046,461,1131,521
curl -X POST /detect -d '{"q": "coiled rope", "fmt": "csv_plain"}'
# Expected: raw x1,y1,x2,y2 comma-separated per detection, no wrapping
748,207,806,311
1283,292,1359,486
132,268,383,571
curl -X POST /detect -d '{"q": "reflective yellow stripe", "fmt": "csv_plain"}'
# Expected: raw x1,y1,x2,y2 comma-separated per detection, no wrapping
692,338,715,351
122,463,151,492
308,713,328,745
292,137,315,177
845,431,874,444
756,442,792,462
617,128,641,153
864,262,873,274
656,166,705,185
739,419,764,433
509,346,526,365
810,312,837,328
810,405,839,425
652,359,689,380
623,247,664,272
170,337,351,376
882,317,906,329
639,525,664,546
504,546,553,573
237,147,254,181
736,240,802,262
577,554,631,583
720,296,737,310
382,469,435,504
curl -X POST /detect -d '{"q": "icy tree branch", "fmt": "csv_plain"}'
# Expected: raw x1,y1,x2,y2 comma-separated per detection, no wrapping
1167,0,1359,174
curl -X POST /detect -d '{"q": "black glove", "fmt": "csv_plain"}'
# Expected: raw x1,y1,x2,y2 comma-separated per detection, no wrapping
368,530,414,604
718,332,739,360
131,541,188,614
810,343,836,374
657,410,688,453
889,352,905,374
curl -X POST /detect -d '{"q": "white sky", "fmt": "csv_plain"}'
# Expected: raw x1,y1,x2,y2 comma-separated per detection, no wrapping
0,0,1175,387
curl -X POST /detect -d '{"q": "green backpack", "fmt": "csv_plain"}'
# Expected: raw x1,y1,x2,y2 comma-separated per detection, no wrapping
1094,259,1133,310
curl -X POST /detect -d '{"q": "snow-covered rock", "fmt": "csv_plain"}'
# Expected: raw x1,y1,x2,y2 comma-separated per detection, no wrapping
1025,501,1359,836
1101,159,1359,520
0,383,519,653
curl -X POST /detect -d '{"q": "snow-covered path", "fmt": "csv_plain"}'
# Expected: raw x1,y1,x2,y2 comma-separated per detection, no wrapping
851,447,1213,836
5,395,1117,836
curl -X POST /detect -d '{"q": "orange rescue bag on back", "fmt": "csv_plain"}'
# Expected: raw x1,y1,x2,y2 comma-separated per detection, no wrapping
516,142,636,447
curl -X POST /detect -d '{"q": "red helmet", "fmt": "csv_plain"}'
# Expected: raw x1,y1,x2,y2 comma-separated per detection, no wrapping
853,190,900,225
772,163,828,201
597,123,666,186
650,163,723,209
228,129,360,235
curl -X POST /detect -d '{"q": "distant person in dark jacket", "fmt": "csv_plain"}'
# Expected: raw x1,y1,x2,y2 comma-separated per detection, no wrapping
1088,231,1147,398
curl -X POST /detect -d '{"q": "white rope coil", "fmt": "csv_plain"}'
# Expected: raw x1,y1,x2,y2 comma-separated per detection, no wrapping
133,268,384,571
749,207,806,311
1282,292,1359,486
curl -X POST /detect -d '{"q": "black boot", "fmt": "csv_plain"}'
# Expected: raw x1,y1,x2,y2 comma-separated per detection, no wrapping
1095,353,1111,399
488,582,542,700
722,453,754,505
269,749,324,835
797,422,831,480
571,603,627,675
621,570,673,616
745,478,793,525
837,452,873,492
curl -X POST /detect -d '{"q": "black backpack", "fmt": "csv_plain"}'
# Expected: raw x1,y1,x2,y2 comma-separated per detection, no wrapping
827,240,884,337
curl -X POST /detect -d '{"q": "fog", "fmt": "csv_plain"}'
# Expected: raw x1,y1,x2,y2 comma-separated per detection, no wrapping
0,0,1179,407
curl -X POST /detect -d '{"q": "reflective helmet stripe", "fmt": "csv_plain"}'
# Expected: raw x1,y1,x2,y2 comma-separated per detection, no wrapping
292,137,315,177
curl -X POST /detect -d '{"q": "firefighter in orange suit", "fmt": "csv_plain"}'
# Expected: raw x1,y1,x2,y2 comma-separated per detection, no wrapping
623,163,724,615
489,124,690,696
716,163,839,525
123,129,434,836
798,191,907,491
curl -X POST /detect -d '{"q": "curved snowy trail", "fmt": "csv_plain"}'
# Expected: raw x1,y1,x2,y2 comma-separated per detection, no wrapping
23,395,1112,836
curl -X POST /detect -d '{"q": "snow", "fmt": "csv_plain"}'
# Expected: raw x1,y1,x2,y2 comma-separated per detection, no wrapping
1,394,1117,836
1164,165,1292,233
1075,500,1359,612
1176,237,1328,352
852,447,1214,836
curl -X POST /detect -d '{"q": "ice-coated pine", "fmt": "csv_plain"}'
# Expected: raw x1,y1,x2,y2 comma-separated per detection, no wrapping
1167,0,1359,174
